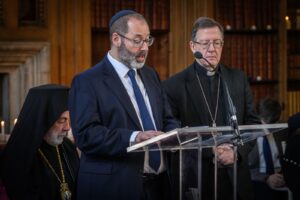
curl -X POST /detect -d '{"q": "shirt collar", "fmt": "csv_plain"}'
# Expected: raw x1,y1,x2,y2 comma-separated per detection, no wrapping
107,52,132,78
195,61,218,77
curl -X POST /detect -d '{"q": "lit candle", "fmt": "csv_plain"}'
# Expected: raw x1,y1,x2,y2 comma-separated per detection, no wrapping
1,121,5,134
14,118,18,125
285,16,291,29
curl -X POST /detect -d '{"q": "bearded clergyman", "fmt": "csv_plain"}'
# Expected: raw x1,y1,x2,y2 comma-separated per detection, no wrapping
0,84,79,200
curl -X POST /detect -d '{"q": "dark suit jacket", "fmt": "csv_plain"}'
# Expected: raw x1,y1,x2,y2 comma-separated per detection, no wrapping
282,130,300,199
68,55,179,200
163,62,260,200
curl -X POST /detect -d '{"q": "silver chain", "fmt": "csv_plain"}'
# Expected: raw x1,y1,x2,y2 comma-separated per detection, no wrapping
195,73,220,127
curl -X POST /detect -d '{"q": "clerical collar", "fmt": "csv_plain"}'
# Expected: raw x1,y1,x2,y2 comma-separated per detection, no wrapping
195,62,218,77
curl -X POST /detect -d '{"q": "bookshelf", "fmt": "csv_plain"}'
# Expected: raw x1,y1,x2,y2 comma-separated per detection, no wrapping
214,0,280,105
91,0,170,80
285,0,300,117
287,0,300,90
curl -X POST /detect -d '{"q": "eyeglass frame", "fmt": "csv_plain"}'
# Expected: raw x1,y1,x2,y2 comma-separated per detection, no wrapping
193,39,224,49
117,32,155,48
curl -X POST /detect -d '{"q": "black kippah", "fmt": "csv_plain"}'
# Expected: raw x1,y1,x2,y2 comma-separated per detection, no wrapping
109,10,137,27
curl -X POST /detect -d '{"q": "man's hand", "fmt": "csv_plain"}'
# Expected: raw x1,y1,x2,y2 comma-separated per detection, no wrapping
266,173,285,188
215,144,235,165
135,131,163,143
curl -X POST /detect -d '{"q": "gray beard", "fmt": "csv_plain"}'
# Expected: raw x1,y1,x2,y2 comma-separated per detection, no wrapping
129,60,144,69
44,133,65,146
119,42,146,69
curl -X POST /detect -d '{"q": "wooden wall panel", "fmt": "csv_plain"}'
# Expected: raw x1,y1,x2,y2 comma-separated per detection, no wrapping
50,0,91,85
169,0,214,76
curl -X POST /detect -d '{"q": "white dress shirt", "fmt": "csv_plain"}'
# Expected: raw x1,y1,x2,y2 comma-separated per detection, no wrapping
107,52,164,174
257,132,281,173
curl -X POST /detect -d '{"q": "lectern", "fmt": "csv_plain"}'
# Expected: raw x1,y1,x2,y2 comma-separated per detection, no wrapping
127,123,288,200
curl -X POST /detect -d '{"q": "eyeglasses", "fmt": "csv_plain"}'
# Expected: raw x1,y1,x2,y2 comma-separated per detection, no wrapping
193,39,224,49
117,33,155,48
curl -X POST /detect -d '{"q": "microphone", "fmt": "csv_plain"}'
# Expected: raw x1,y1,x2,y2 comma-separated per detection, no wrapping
193,51,215,72
193,51,243,145
193,51,203,59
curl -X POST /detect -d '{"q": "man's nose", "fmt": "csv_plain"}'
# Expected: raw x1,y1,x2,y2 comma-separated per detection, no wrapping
63,121,71,131
140,41,149,51
207,42,216,51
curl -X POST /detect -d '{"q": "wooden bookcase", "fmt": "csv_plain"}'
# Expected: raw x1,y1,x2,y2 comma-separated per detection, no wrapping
91,0,170,80
287,0,300,90
214,0,280,105
285,0,300,116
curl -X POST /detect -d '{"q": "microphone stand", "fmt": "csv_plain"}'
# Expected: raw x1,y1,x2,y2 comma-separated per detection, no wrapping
193,51,243,146
221,79,244,146
193,51,242,200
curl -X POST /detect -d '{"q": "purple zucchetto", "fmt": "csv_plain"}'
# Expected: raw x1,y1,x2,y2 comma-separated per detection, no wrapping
109,10,137,27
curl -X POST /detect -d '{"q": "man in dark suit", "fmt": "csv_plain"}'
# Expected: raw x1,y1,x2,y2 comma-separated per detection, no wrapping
248,97,289,200
163,17,260,200
68,10,179,200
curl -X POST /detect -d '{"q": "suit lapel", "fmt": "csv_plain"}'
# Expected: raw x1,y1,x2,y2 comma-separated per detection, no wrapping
102,60,142,129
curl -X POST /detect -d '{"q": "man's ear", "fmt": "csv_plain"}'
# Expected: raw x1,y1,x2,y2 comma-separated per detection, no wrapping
112,32,121,47
189,40,195,52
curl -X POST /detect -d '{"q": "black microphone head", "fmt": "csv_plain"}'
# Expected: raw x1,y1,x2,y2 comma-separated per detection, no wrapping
193,51,217,73
194,51,203,59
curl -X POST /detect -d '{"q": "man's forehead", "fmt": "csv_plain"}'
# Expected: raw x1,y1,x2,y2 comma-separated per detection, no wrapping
196,28,222,40
127,18,150,36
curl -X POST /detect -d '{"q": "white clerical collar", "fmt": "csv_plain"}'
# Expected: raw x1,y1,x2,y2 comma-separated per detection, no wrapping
196,63,217,77
207,70,216,76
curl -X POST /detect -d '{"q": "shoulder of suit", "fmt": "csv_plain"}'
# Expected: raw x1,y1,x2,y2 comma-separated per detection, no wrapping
140,65,156,73
165,65,194,82
74,58,109,79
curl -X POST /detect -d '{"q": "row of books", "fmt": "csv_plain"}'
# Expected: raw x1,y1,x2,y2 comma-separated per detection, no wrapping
215,0,279,30
250,84,276,105
287,32,300,53
289,54,300,67
221,34,277,81
288,54,300,80
287,33,300,80
91,0,169,30
289,68,300,80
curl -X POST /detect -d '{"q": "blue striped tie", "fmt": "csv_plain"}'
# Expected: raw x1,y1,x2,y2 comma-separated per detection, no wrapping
128,69,160,171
